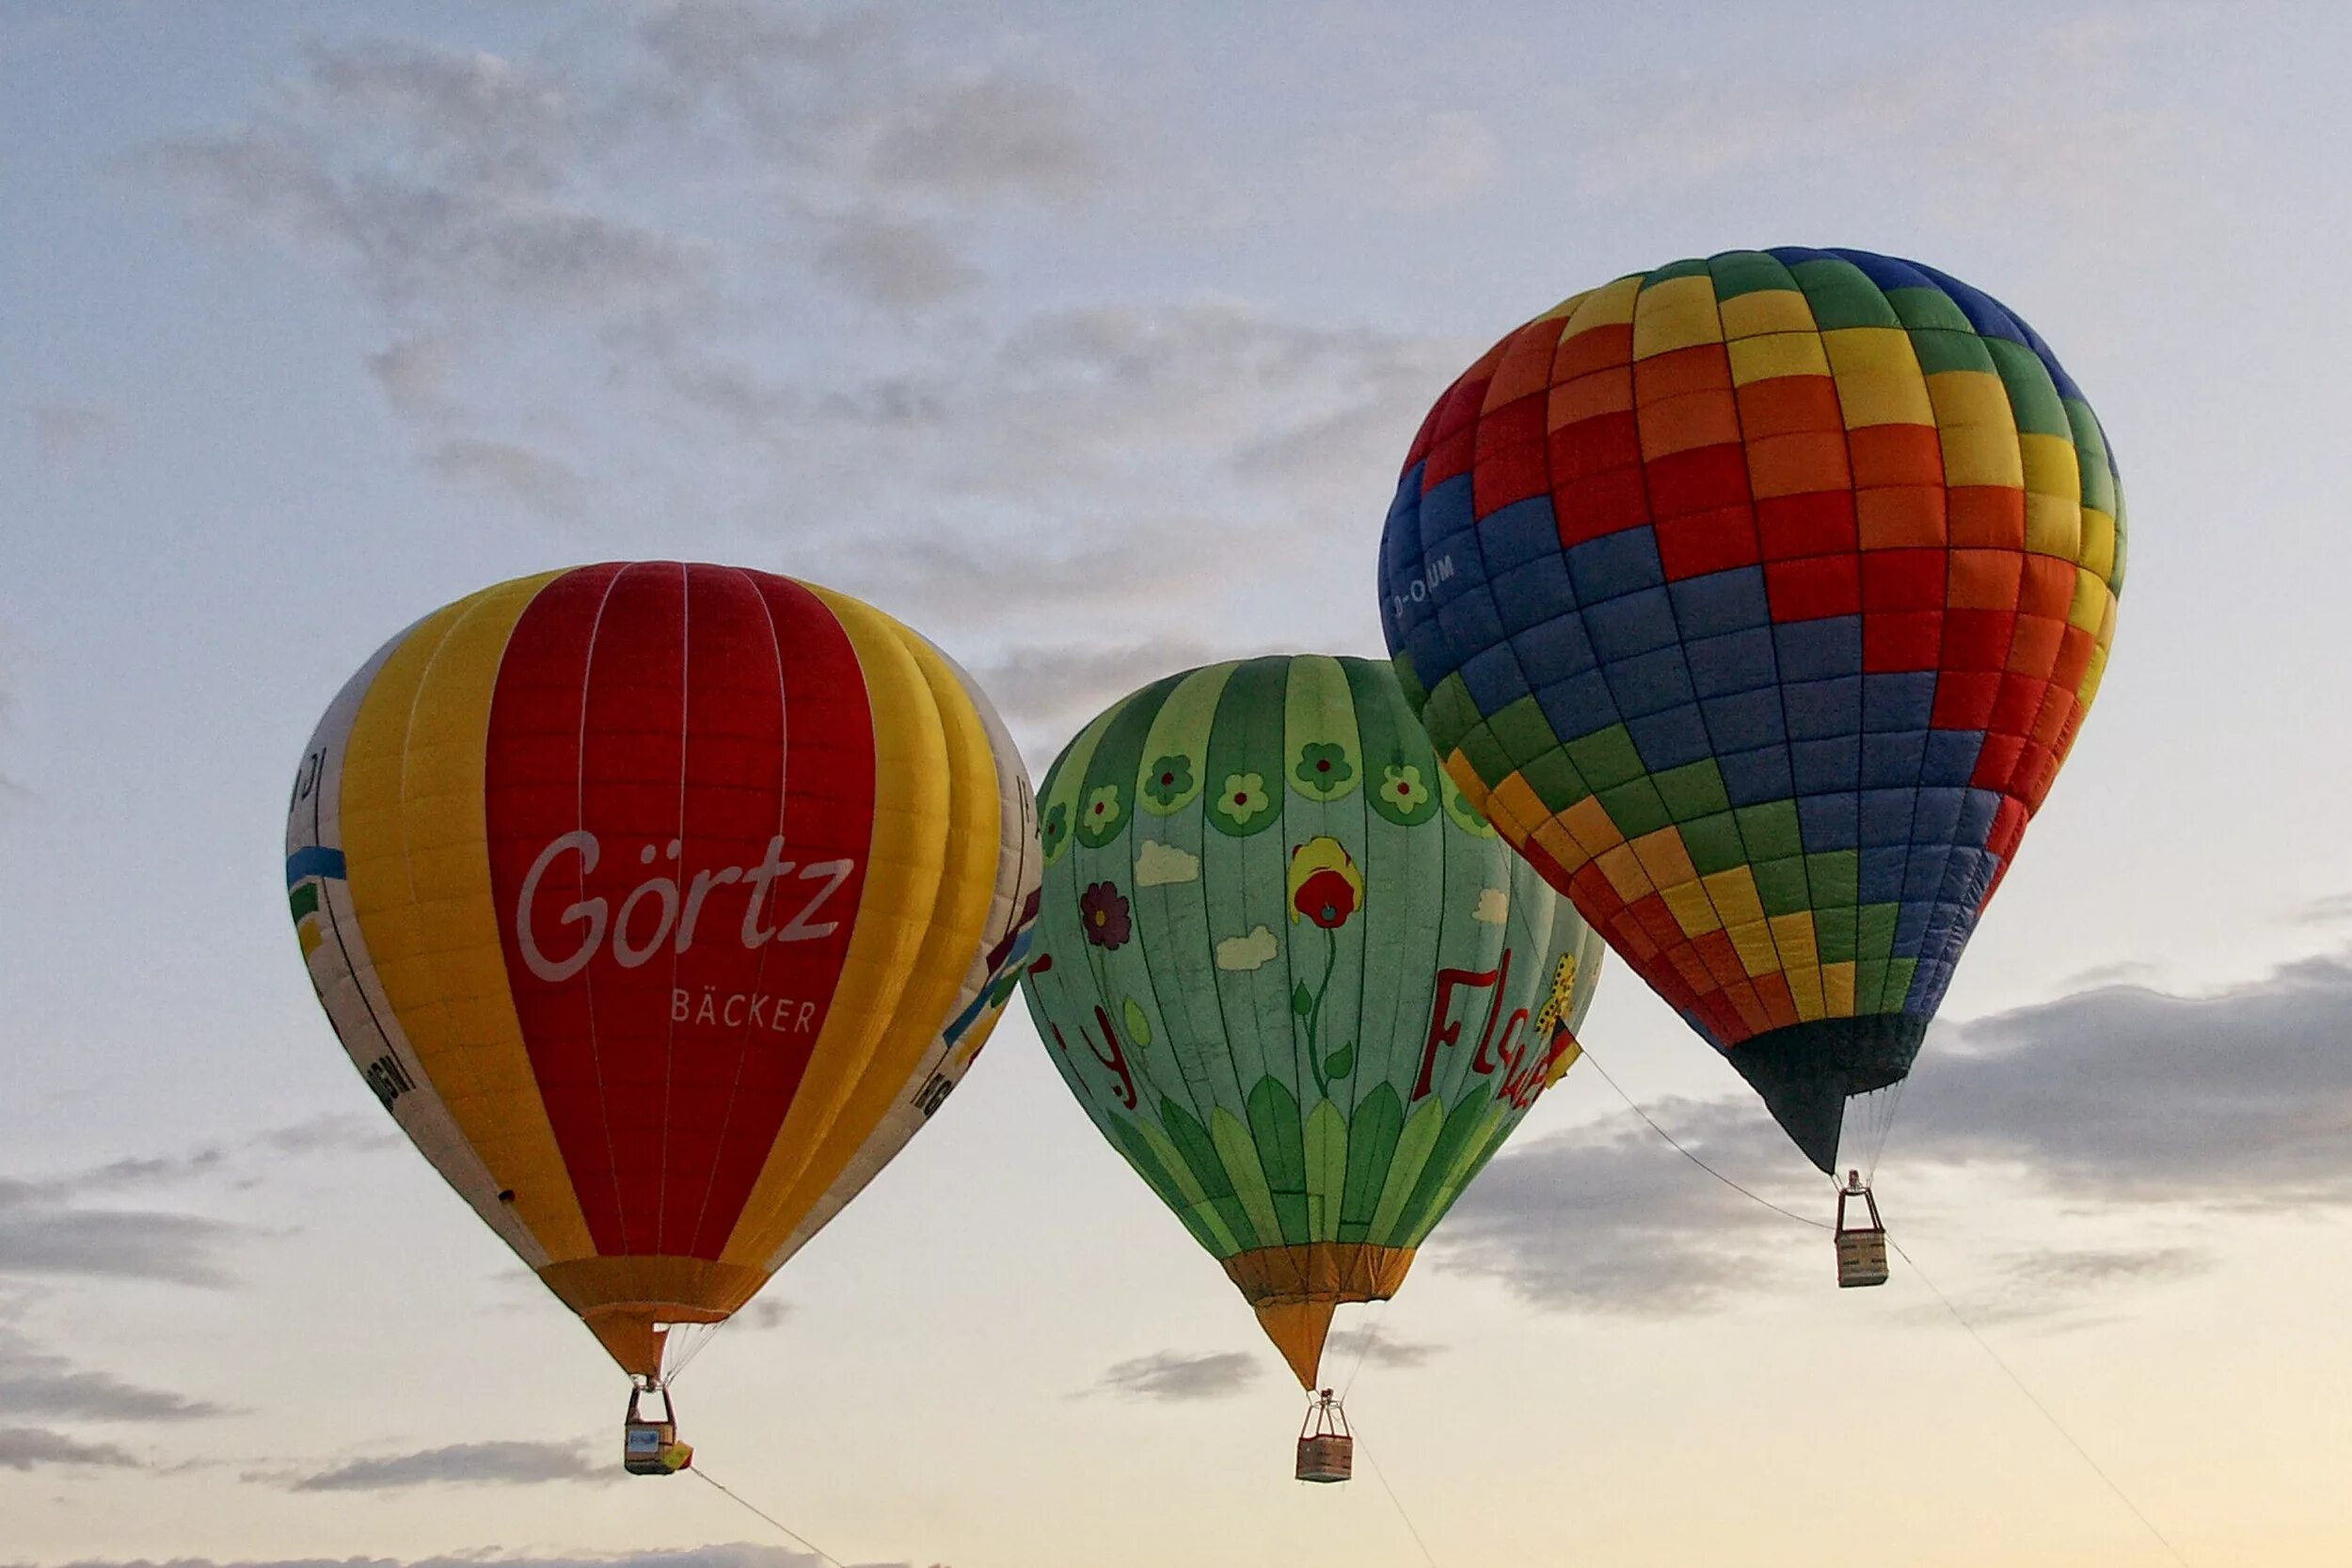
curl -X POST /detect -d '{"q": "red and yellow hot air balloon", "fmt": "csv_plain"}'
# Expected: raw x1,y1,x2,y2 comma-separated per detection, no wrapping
283,562,1040,1468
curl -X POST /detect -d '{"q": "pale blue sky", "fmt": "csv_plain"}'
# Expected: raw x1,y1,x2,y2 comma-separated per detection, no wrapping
6,4,2352,1566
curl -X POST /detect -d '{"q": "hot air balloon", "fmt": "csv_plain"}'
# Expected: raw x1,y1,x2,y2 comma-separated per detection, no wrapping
283,562,1040,1468
1376,249,2122,1282
1021,655,1603,1476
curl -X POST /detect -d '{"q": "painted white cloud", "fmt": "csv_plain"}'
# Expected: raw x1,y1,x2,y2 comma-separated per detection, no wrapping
1135,839,1200,888
1474,886,1509,924
1216,925,1279,972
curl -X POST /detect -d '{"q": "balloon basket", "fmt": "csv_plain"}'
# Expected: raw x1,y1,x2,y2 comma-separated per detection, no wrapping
1295,1389,1354,1483
1835,1170,1890,1290
623,1379,693,1476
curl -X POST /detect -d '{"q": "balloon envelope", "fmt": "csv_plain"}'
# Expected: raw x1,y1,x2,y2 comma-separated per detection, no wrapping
1377,248,2122,1171
285,562,1040,1375
1022,655,1602,1386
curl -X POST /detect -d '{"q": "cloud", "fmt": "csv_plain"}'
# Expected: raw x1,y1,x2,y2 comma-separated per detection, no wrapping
1472,887,1509,925
45,1115,400,1196
425,438,588,524
971,639,1232,741
1891,949,2352,1205
24,404,115,463
1215,926,1280,974
2288,892,2352,927
142,22,1443,655
368,337,458,418
284,1439,600,1492
864,74,1110,208
0,1179,245,1288
0,1327,229,1422
1442,943,2352,1318
0,1427,138,1471
1321,1327,1443,1370
734,1298,794,1331
1438,1108,1806,1316
816,213,980,309
1135,841,1200,888
1094,1350,1260,1402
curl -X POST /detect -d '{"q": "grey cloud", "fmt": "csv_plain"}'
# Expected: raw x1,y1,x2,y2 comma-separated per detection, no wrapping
0,1179,245,1288
634,0,893,130
0,1428,138,1471
1438,1106,1808,1316
1443,943,2352,1318
24,404,115,462
296,40,573,196
285,1439,599,1492
1893,951,2352,1205
2289,892,2352,927
866,75,1109,208
970,638,1237,744
54,1115,400,1196
368,338,458,418
734,1299,793,1331
816,213,980,309
426,438,589,524
1095,1350,1261,1402
1321,1327,1443,1370
0,1328,229,1422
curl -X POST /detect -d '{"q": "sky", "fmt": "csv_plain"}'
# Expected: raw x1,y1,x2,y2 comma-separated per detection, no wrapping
5,1,2352,1564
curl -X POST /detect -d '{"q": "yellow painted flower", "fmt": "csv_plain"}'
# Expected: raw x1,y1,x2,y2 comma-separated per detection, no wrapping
1533,953,1580,1036
1286,835,1365,929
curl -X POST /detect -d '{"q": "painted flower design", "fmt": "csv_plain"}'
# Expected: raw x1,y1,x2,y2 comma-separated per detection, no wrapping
1440,768,1498,837
1078,880,1132,949
1534,953,1581,1036
1379,763,1431,812
1083,784,1122,834
1215,771,1272,826
1142,753,1194,810
1287,836,1365,929
1294,741,1355,799
1040,801,1070,856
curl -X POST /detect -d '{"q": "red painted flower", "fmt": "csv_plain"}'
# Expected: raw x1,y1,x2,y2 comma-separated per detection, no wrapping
1078,880,1132,949
1286,836,1364,930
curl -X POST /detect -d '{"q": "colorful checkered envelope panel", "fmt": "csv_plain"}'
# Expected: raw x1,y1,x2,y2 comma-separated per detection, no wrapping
1377,247,2122,1170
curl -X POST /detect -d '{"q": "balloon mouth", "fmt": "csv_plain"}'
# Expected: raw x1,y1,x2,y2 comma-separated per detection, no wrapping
1724,1014,1930,1174
538,1257,769,1378
1223,1243,1416,1389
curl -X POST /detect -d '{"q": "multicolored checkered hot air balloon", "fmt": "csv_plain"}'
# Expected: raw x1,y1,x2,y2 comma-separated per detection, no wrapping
1021,655,1604,1438
284,563,1040,1468
1377,249,2122,1181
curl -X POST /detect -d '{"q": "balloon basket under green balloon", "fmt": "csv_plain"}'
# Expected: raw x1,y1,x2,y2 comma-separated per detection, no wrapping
1295,1390,1353,1483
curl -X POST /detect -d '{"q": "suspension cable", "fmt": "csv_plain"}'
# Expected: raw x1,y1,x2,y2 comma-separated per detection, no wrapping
1889,1237,2195,1568
1353,1434,1441,1568
691,1466,850,1568
1574,1046,2194,1567
1577,1046,1830,1229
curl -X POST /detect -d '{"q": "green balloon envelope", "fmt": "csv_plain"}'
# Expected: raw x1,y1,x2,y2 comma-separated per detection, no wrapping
1022,655,1604,1387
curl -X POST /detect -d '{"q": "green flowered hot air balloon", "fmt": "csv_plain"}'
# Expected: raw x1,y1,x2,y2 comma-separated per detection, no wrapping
1022,655,1604,1397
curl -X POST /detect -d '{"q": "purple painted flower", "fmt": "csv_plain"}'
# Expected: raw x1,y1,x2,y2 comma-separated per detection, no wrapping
1078,880,1132,950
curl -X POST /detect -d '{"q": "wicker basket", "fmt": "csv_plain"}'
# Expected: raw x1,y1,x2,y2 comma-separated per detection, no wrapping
1296,1433,1354,1483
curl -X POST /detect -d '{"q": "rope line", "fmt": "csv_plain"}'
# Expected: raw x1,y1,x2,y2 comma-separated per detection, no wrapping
1572,1048,2192,1568
1577,1048,1831,1229
1889,1238,2195,1568
1339,1301,1385,1400
1354,1436,1440,1568
692,1466,849,1568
